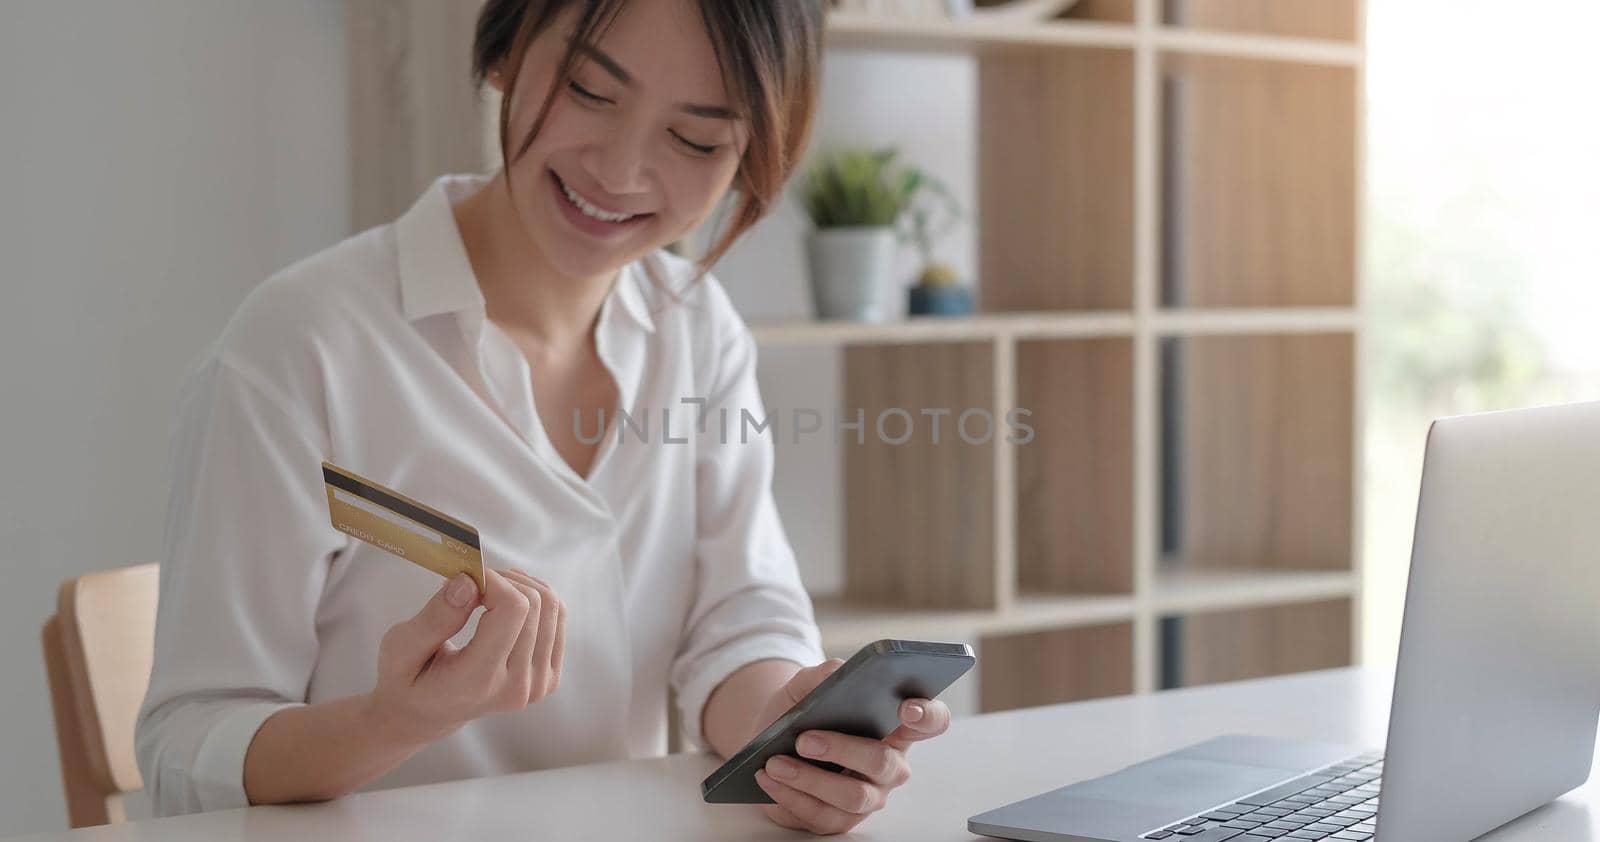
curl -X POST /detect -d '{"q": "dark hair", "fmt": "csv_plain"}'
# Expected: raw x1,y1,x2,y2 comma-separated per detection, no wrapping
471,0,826,278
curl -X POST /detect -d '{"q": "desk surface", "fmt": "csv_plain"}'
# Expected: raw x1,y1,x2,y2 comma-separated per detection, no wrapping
15,668,1600,841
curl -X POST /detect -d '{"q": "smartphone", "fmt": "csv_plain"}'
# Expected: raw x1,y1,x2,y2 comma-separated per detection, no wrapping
701,639,976,804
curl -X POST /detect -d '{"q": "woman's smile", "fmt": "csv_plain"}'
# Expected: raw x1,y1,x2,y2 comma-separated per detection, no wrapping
548,168,654,240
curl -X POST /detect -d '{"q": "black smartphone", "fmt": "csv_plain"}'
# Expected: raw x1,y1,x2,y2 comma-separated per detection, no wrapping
701,639,976,804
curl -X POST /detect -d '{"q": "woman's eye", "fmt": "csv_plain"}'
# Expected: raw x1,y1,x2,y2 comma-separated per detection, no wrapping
671,130,721,157
567,80,610,104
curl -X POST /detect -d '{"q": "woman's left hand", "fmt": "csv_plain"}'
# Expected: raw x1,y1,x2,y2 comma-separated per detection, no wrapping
751,660,952,835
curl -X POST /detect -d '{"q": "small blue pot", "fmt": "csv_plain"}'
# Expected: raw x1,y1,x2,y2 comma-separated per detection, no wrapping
908,283,973,316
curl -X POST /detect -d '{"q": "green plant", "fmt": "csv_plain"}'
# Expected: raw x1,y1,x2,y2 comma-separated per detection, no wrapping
800,147,924,228
904,176,961,281
916,262,960,286
800,147,964,276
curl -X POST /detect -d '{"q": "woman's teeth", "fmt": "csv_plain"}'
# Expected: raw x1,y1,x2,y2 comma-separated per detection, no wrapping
558,176,636,224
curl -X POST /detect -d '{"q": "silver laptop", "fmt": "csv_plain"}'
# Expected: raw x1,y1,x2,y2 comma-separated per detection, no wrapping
970,401,1600,842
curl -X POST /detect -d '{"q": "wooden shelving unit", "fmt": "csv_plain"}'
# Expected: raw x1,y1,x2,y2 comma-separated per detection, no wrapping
761,0,1365,712
813,590,1136,653
826,17,1361,66
748,308,1359,345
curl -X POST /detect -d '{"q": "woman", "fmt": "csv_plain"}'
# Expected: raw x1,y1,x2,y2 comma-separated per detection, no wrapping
134,0,950,834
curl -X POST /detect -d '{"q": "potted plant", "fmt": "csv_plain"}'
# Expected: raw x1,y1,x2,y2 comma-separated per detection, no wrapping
800,148,924,322
903,175,969,316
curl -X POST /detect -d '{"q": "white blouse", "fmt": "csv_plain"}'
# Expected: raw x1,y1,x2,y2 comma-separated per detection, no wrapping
135,173,824,817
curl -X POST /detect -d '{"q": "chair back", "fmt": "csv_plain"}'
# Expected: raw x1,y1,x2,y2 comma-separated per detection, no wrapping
41,563,159,827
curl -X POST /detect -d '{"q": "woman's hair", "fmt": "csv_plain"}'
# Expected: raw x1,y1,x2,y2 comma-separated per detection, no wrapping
471,0,826,277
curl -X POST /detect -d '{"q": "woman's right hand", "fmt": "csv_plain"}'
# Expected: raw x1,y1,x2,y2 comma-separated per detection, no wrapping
365,567,566,744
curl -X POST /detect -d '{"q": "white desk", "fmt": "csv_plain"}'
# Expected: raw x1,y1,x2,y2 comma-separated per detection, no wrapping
15,668,1600,841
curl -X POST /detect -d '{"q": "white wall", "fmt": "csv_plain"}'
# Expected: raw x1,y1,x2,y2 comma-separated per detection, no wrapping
0,2,348,834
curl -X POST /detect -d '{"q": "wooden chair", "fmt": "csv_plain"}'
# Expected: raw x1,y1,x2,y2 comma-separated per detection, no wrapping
40,563,159,827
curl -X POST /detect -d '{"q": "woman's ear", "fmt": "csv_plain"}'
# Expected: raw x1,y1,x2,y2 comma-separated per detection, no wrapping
486,63,506,94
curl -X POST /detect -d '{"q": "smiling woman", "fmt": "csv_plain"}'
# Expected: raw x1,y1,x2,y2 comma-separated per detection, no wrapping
471,0,822,283
133,0,949,838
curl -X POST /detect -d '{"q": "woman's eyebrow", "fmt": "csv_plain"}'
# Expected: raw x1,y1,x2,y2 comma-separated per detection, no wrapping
569,40,740,121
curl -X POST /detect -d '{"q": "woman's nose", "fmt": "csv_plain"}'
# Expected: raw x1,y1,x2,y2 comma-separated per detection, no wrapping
584,123,652,198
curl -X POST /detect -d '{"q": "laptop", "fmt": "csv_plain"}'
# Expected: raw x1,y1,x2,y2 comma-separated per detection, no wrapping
970,401,1600,841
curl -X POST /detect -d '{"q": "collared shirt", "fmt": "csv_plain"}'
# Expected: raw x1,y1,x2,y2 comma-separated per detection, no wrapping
135,173,823,817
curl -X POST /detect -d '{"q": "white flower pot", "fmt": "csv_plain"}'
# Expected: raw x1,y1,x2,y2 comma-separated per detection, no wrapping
806,226,897,322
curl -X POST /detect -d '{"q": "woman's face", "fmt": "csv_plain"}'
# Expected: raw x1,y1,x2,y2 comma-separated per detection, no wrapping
492,0,748,283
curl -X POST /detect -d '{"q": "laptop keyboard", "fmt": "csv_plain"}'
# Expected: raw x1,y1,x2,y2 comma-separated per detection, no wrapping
1140,752,1384,841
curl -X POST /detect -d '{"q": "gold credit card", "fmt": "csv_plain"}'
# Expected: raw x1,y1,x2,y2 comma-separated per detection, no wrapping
322,461,486,594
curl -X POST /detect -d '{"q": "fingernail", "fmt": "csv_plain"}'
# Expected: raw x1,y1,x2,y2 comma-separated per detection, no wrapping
798,734,826,757
767,757,797,780
903,702,925,723
445,574,475,607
